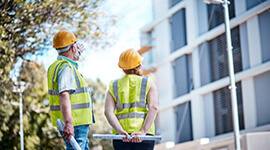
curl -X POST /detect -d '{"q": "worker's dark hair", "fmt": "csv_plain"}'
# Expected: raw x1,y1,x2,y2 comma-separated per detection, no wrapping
123,64,143,76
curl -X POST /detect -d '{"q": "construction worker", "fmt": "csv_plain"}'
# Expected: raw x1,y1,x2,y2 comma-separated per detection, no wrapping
47,29,95,150
104,49,159,150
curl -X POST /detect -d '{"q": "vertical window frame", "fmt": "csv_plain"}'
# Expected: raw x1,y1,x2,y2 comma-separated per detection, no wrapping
213,82,245,135
174,101,193,143
170,8,187,53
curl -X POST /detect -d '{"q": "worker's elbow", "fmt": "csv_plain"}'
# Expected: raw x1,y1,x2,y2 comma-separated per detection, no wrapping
155,106,159,113
104,110,108,117
150,105,159,113
104,109,111,118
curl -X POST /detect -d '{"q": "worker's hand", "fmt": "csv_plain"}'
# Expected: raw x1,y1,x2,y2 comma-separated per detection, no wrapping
62,122,74,143
131,131,146,143
118,130,130,142
77,43,85,54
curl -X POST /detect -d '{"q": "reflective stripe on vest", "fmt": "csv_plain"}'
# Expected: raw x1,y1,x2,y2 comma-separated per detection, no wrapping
49,63,83,95
52,62,62,90
116,112,147,120
50,102,90,111
72,65,81,88
110,75,155,135
48,87,88,95
113,76,148,110
48,59,94,126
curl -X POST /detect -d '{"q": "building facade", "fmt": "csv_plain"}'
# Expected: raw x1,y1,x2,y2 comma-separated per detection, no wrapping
140,0,270,149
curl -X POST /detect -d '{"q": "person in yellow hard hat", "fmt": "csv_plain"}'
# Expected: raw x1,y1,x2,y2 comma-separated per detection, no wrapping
104,49,159,150
47,29,95,150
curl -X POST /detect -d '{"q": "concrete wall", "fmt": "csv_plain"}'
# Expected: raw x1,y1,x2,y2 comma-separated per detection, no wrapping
153,0,168,19
242,132,270,150
155,132,270,150
141,0,270,146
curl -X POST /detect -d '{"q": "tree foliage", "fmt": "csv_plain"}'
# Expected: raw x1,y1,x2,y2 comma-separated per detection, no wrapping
87,79,113,150
0,0,116,86
0,0,116,149
0,60,113,149
0,61,65,149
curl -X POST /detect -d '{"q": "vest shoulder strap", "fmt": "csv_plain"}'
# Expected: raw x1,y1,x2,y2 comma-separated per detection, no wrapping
110,76,153,110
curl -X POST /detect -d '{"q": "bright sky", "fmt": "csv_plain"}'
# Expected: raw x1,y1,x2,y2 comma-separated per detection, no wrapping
38,0,153,85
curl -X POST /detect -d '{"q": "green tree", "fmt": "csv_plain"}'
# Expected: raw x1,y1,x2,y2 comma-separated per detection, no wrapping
20,61,65,149
0,60,65,149
86,79,113,150
1,60,113,149
0,0,116,149
0,0,116,89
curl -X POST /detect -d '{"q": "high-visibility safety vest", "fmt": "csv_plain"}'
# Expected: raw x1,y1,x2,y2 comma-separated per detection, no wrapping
109,74,155,135
47,59,94,127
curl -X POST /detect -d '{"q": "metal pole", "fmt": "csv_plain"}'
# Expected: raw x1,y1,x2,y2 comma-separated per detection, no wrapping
223,0,241,149
93,134,162,141
19,89,24,150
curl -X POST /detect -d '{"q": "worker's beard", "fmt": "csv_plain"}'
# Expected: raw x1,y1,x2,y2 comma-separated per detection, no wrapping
73,52,80,61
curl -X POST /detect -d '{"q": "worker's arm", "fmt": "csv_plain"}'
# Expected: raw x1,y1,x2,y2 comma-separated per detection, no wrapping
59,90,74,143
131,82,159,143
104,90,130,142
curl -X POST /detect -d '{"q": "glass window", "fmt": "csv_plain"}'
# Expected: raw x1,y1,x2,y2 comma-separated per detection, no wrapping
207,0,235,30
170,9,187,52
254,71,270,126
148,31,156,64
213,82,245,135
141,30,156,65
199,42,212,86
173,54,193,98
175,102,193,143
148,48,155,64
258,11,270,63
209,26,242,82
169,0,183,8
246,0,267,10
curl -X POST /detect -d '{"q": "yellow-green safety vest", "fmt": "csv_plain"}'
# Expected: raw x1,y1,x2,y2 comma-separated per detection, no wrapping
47,59,94,127
109,74,155,135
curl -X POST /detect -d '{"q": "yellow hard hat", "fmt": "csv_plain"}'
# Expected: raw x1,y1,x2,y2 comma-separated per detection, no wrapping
53,29,77,49
118,49,144,70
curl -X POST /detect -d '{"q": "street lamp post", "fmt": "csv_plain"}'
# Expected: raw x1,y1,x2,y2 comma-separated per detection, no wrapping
203,0,241,150
19,84,24,150
13,81,27,150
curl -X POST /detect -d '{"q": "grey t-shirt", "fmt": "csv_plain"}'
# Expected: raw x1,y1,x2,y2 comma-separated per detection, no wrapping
57,65,76,94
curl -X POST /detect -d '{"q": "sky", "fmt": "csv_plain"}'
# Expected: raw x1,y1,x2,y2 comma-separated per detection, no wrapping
36,0,153,85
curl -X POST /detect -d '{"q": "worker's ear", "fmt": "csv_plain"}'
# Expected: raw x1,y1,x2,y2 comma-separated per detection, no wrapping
71,44,76,53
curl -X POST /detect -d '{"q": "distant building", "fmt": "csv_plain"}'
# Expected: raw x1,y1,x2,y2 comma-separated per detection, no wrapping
140,0,270,149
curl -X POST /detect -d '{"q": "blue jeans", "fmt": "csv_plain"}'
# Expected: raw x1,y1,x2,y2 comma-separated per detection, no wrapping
60,125,90,150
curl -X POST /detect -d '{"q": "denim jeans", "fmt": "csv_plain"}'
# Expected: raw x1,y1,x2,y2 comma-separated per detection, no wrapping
60,125,90,150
